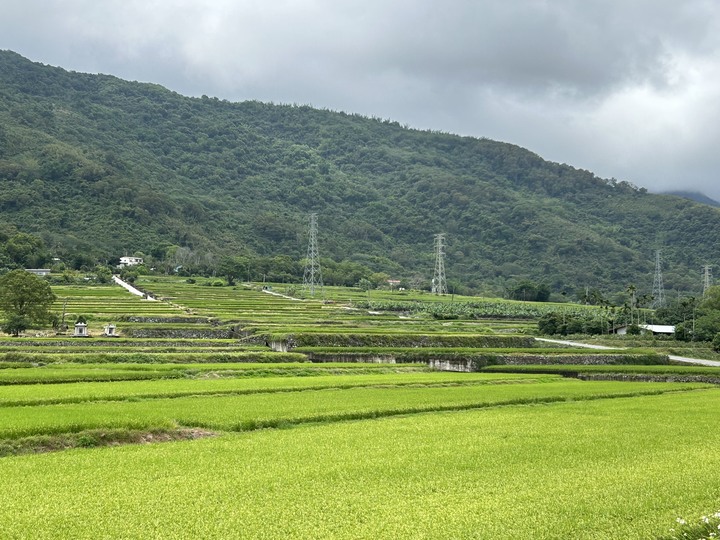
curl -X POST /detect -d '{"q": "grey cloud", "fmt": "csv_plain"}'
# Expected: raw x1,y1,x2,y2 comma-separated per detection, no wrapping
2,0,720,199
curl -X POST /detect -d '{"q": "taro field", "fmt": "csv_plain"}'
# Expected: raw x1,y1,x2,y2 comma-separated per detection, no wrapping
0,276,718,539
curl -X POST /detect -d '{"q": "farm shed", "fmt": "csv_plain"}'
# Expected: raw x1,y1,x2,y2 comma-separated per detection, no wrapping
614,324,675,336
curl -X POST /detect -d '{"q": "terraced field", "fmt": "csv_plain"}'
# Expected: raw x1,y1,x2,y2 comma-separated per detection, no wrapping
0,276,718,538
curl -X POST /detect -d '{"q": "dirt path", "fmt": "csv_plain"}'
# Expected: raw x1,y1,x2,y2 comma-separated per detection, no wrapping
535,338,618,350
535,337,720,367
112,275,156,301
260,288,303,301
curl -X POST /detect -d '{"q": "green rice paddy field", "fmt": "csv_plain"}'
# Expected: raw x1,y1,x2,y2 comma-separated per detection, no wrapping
0,277,718,538
0,374,718,539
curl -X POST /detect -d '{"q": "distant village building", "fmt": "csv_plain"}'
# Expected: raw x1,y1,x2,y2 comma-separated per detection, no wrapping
25,269,51,276
118,256,144,268
73,321,88,337
614,324,675,336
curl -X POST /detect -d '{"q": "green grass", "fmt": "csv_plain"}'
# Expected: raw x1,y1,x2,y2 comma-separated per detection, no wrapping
10,277,715,538
0,351,308,365
0,379,707,440
0,372,558,407
0,390,718,538
294,346,645,354
0,362,433,384
483,364,720,376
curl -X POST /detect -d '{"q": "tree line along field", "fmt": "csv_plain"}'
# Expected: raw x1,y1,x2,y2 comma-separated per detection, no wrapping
0,276,719,538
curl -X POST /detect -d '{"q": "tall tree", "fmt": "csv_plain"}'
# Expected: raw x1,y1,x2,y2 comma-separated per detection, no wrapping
0,270,56,336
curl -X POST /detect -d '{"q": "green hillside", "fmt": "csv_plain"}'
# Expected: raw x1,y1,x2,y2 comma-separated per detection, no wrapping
0,50,718,296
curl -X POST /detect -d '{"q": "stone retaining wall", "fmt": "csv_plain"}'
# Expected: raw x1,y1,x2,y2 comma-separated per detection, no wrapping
304,352,667,371
118,316,212,324
123,328,237,339
578,373,720,384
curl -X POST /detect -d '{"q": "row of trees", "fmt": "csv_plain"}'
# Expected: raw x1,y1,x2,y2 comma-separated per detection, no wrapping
537,286,720,350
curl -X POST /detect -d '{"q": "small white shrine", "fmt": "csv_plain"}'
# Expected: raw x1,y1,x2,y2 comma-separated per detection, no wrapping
103,324,117,337
73,321,88,337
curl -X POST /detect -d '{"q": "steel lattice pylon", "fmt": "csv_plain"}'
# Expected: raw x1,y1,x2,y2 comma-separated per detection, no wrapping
703,265,713,296
302,213,323,297
431,233,447,295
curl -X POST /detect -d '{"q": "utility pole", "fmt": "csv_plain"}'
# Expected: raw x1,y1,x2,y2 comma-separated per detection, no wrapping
651,250,665,308
60,299,68,333
703,265,713,296
302,213,323,297
431,233,447,295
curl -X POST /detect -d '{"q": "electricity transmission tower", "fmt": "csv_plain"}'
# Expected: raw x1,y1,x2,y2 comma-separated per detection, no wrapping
703,265,713,296
302,213,323,297
431,233,447,295
651,250,665,308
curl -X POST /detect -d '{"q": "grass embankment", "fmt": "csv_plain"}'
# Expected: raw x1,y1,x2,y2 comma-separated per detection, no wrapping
0,351,308,366
484,363,720,378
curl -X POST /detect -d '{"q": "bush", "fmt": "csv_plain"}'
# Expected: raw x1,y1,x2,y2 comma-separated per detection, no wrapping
625,324,642,335
357,278,373,291
713,333,720,352
538,313,560,335
120,268,138,283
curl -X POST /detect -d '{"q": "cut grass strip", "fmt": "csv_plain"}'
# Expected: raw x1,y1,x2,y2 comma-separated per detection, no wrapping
0,372,558,407
483,364,720,376
0,352,309,365
0,363,431,385
0,428,215,457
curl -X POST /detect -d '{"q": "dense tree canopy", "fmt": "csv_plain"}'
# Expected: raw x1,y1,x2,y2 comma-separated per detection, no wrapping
0,270,56,335
1,50,720,297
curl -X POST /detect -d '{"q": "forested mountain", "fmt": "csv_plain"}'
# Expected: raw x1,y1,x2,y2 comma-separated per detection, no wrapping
1,49,719,298
662,191,720,208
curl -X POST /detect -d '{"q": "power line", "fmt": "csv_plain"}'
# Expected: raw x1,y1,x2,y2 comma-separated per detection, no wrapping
431,233,447,295
302,213,323,297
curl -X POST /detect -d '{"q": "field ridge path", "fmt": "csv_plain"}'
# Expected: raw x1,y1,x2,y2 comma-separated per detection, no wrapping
112,275,156,301
535,337,720,367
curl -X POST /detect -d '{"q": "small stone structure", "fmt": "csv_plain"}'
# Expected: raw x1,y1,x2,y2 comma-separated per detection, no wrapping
103,324,117,337
73,322,88,337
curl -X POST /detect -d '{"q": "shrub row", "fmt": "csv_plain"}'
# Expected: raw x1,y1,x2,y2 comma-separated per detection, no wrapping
271,333,536,349
0,352,309,364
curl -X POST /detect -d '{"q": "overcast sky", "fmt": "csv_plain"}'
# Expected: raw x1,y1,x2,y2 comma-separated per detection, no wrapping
3,0,720,199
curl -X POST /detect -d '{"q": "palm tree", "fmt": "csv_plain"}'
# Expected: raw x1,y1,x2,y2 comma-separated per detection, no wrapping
626,284,637,325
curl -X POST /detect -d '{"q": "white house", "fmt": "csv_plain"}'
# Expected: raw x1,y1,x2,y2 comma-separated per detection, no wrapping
118,256,144,267
25,269,51,276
